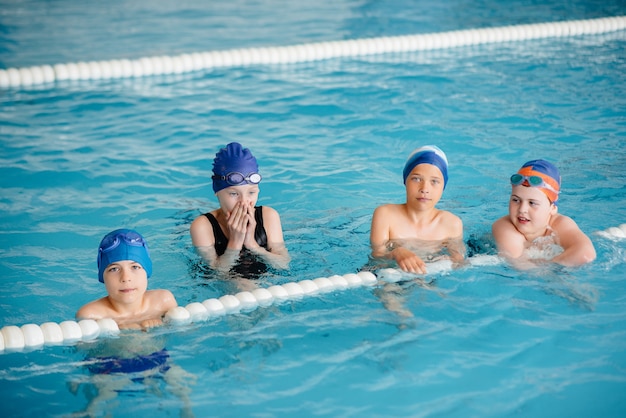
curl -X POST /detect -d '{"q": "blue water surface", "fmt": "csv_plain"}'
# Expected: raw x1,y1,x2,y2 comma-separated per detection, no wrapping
1,0,626,417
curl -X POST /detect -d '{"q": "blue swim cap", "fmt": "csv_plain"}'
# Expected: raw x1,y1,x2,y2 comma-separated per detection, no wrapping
403,145,449,188
97,229,152,283
212,142,260,193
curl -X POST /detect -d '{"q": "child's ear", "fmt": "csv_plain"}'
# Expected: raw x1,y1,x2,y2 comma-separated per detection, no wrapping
550,203,558,215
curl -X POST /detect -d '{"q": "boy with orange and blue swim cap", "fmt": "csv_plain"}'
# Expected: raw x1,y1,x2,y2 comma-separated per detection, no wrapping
492,159,596,267
370,145,465,274
190,142,289,279
76,229,178,329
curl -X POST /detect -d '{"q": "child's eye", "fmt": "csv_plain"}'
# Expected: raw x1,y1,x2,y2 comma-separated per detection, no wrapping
108,266,119,273
132,264,142,270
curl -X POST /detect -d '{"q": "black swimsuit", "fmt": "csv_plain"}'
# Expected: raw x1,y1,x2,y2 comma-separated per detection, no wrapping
203,206,269,276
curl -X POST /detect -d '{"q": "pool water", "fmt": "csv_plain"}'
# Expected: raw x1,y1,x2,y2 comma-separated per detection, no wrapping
1,0,626,417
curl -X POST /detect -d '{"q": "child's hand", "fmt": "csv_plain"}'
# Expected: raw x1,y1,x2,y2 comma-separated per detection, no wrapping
226,201,250,248
392,247,427,274
140,318,164,329
242,202,260,250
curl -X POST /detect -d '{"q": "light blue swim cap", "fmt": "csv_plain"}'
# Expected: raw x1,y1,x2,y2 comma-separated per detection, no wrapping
402,145,449,188
97,229,152,283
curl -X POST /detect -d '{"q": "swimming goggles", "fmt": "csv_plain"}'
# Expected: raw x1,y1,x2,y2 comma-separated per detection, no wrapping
212,172,262,186
99,231,148,254
510,174,558,194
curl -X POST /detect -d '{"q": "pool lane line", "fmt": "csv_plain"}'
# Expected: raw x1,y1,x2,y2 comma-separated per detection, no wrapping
1,16,625,89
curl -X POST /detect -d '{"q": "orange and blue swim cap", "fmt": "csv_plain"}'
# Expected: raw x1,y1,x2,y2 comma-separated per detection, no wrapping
513,159,561,204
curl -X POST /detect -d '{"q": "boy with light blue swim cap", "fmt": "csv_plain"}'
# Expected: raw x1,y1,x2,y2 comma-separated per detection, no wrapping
492,159,596,267
77,229,178,330
370,145,464,274
97,229,153,283
190,142,289,284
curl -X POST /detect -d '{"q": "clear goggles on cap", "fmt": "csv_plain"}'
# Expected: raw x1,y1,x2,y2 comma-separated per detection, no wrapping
510,174,558,194
213,172,262,186
99,231,148,254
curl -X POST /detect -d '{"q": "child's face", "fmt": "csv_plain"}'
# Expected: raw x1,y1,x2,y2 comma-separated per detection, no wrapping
508,185,557,239
103,259,148,304
216,184,260,212
405,163,444,207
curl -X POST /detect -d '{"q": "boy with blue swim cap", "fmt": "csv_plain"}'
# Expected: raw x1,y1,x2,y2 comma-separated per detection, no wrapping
370,145,465,274
76,229,178,329
492,159,596,267
190,142,289,283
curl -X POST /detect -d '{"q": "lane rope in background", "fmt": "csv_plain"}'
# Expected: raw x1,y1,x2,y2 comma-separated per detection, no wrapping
1,16,625,89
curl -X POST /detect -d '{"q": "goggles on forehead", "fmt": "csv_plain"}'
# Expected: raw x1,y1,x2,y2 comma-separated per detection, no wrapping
510,174,558,194
99,231,148,254
212,172,262,186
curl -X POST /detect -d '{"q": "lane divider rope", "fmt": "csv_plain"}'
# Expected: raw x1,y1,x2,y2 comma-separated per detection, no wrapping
1,16,625,89
0,254,509,353
0,271,378,353
596,223,626,240
2,226,623,356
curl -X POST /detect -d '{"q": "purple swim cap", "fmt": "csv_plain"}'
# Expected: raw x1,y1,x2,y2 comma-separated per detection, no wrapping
97,229,152,283
403,145,449,189
212,142,260,193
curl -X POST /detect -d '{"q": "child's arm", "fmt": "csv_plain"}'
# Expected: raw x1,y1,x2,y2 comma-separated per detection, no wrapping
551,215,596,266
190,215,241,272
370,205,427,274
370,205,393,258
244,206,290,270
138,289,178,329
492,216,527,259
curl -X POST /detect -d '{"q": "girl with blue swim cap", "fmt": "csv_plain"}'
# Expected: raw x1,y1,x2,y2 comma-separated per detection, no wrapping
190,142,289,284
76,229,178,330
492,159,596,267
370,146,465,274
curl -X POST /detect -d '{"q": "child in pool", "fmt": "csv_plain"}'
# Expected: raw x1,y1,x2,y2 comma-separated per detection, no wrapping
370,145,465,274
190,142,290,275
491,159,596,267
76,229,178,330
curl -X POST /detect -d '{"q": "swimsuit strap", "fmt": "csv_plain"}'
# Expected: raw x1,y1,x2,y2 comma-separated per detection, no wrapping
254,206,268,248
203,212,228,255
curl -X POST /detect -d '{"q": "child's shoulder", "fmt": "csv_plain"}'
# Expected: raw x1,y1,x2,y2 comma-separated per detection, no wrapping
437,208,462,222
374,203,405,214
550,213,580,232
260,205,279,214
76,296,111,320
435,209,463,234
146,289,177,310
